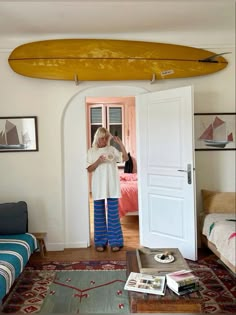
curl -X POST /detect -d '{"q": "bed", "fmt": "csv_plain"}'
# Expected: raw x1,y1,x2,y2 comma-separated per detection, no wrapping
0,201,38,303
201,189,236,273
119,173,139,217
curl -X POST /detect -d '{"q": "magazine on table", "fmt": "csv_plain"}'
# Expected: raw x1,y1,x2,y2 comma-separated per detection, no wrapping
124,272,166,295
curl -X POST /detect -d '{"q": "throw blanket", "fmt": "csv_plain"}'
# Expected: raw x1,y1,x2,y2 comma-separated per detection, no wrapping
0,233,37,301
202,213,236,266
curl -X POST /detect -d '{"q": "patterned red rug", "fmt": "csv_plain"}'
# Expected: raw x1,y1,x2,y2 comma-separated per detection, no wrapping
2,260,127,314
2,254,236,313
187,253,236,313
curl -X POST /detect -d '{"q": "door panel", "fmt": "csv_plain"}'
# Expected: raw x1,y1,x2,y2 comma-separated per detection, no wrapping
136,86,197,260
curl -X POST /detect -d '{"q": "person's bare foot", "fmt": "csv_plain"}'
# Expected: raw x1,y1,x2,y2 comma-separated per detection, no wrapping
95,246,106,252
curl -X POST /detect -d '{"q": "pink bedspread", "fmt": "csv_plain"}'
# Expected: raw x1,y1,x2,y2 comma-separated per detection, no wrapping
119,173,138,217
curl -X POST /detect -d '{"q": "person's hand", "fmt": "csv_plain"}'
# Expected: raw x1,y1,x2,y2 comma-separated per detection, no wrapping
112,135,128,161
98,155,107,164
113,136,122,145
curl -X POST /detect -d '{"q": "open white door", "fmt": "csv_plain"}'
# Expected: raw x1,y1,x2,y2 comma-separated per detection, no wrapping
136,86,197,260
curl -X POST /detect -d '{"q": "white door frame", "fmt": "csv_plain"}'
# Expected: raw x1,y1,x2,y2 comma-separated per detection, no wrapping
63,85,147,248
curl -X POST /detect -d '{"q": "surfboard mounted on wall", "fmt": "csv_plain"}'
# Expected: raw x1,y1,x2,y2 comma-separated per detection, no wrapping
8,39,229,82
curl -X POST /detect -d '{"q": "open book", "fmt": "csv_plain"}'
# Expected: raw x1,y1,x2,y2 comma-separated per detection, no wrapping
124,272,166,295
166,270,198,287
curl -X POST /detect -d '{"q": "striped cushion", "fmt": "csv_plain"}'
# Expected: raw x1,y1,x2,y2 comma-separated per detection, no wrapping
0,233,37,301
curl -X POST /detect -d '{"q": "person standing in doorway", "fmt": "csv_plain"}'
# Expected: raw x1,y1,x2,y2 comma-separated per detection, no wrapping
87,127,128,252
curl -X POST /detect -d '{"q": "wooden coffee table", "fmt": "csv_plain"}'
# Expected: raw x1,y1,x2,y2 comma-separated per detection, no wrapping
126,250,202,313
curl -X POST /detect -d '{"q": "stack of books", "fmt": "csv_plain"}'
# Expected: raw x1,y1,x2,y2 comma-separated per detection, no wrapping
166,269,200,295
124,272,166,296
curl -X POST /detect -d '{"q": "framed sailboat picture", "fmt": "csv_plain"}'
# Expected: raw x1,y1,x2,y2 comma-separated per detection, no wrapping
194,113,236,151
0,116,38,152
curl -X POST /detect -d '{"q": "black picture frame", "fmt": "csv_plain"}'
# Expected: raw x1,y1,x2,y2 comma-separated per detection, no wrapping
0,116,38,152
194,113,236,151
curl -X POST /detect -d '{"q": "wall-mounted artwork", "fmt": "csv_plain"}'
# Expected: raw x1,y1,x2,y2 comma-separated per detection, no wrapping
194,113,236,151
0,116,38,152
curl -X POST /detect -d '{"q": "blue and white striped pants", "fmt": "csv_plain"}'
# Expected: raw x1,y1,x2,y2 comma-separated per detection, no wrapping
93,198,124,247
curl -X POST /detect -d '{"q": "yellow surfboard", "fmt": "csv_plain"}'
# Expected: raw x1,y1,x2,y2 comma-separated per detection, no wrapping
8,39,228,81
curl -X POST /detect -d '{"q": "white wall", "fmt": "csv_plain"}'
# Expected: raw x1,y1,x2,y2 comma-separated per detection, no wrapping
0,34,235,250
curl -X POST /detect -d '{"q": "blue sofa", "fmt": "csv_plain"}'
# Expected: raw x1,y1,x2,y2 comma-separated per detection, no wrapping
0,202,38,303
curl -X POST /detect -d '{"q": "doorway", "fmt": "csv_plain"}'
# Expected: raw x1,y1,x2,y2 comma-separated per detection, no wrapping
85,95,139,246
63,85,147,249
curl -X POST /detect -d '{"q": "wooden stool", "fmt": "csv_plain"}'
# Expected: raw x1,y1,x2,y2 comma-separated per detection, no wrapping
32,232,47,258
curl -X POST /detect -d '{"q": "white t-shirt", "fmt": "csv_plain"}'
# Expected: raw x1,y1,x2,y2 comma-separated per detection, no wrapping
87,145,122,200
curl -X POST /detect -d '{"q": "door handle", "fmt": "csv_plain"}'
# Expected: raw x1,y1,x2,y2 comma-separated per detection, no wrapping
178,164,192,184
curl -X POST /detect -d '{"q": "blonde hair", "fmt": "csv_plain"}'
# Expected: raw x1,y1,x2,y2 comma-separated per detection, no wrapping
92,127,111,148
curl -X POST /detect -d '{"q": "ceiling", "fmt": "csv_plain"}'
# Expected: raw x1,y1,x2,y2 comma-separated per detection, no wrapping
0,0,235,47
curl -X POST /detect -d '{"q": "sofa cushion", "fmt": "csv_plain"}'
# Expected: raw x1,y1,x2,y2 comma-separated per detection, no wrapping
202,189,236,214
0,201,28,234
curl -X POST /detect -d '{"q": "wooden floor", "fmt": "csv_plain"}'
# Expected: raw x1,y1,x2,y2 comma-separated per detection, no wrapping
30,215,140,262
